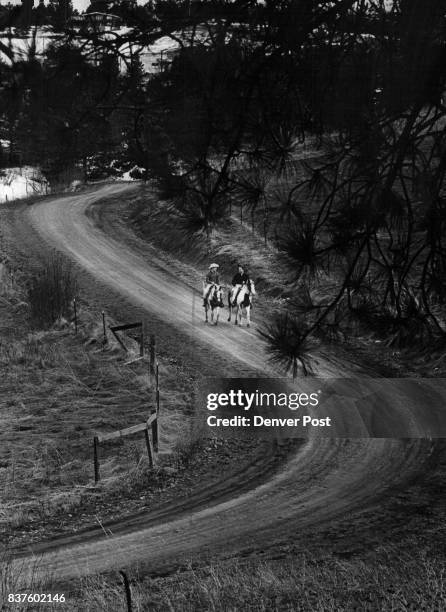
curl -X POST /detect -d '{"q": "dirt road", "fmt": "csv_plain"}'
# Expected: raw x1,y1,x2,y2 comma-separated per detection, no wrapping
5,183,441,582
22,183,332,377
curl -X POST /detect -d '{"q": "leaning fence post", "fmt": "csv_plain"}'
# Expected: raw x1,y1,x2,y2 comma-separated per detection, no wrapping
73,298,78,335
151,409,158,453
93,436,100,483
119,570,133,612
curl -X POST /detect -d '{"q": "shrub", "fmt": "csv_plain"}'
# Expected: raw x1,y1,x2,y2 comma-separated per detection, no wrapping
259,313,315,377
27,255,77,328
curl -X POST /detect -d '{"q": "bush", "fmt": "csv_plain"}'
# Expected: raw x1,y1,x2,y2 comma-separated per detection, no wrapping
27,255,77,328
173,416,207,469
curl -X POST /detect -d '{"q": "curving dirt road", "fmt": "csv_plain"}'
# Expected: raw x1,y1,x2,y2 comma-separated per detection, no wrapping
22,183,331,377
5,183,442,583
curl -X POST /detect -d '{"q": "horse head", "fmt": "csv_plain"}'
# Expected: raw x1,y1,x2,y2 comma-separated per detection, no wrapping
215,285,223,302
209,284,223,307
248,280,256,296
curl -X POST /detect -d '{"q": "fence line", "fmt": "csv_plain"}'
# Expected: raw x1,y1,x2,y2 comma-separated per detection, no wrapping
93,413,158,483
71,311,160,483
91,321,160,483
71,309,146,361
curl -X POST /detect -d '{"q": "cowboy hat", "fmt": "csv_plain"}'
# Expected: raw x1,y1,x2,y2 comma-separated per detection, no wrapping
209,263,219,269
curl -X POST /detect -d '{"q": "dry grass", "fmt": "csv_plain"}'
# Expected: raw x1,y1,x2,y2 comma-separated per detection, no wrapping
3,548,441,611
0,267,190,538
0,326,149,493
27,255,77,328
0,552,55,612
137,552,446,612
172,412,208,469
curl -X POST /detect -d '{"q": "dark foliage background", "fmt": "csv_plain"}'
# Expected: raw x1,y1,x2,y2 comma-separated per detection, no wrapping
1,0,445,363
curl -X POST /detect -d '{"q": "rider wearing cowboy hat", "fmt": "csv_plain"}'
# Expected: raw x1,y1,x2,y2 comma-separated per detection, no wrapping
203,263,221,306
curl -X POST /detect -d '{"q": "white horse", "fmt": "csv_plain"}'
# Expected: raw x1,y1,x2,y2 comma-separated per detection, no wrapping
203,283,224,325
227,281,256,327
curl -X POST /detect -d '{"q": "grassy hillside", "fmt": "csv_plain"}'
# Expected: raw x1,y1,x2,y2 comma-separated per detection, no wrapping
0,255,197,548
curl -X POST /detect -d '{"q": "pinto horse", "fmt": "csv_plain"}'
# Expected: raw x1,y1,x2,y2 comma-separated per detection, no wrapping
203,283,224,325
227,281,256,327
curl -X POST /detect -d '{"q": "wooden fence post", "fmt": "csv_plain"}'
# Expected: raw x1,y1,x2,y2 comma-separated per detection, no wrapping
93,436,100,483
149,335,156,376
95,417,157,476
151,409,158,453
156,362,160,414
140,323,144,357
102,311,107,346
144,425,154,467
73,298,77,335
119,571,133,612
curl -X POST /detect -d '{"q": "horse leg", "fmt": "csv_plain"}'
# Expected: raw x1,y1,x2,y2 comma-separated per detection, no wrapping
215,306,219,326
227,297,232,322
234,305,239,325
204,304,208,323
246,306,250,328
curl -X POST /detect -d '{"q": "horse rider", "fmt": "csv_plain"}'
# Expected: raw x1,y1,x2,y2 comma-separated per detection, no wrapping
203,263,221,307
231,263,250,306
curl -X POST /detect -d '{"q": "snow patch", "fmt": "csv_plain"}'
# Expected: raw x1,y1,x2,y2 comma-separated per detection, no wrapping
0,167,49,203
120,165,146,181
